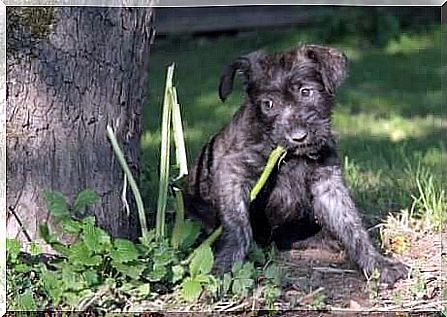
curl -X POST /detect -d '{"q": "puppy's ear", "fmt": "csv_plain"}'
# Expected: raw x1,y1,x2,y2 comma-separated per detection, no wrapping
304,45,347,95
218,50,266,102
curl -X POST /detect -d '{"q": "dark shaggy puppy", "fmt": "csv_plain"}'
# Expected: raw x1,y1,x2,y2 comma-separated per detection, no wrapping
185,44,408,285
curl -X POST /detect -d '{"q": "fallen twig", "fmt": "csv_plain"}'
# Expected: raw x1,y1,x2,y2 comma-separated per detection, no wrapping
313,266,357,274
297,287,325,305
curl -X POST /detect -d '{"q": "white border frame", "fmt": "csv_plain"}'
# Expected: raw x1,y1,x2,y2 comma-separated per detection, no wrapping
1,2,444,315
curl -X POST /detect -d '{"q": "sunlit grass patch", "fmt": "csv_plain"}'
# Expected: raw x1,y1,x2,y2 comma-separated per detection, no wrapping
334,112,443,142
385,33,434,55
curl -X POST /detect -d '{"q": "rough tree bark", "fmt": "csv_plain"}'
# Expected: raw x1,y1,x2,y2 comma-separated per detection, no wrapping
6,7,154,243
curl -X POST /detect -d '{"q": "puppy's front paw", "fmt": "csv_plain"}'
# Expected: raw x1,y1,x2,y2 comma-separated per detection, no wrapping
376,256,409,286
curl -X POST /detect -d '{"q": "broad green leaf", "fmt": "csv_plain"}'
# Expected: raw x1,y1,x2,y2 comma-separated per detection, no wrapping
172,265,184,283
119,282,151,298
112,261,145,280
231,262,255,298
14,263,31,273
51,243,70,257
82,255,103,267
82,216,96,227
64,291,82,307
73,189,99,214
119,282,136,294
145,264,167,282
248,244,266,265
61,266,85,291
264,264,281,284
153,248,174,266
44,191,69,220
82,220,100,250
189,245,213,277
40,268,63,305
29,241,42,256
82,220,109,252
136,283,151,297
232,277,253,298
61,219,82,234
177,220,201,249
83,270,99,286
68,241,92,264
231,261,243,274
6,238,21,262
194,274,211,284
15,289,37,311
237,262,255,279
110,239,140,262
181,278,202,302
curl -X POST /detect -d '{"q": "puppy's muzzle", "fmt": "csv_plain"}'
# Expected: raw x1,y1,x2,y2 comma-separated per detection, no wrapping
288,128,308,144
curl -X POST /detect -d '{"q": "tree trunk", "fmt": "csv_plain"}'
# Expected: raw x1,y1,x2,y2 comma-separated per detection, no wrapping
6,7,154,243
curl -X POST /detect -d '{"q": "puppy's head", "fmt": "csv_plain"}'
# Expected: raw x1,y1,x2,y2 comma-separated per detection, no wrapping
219,45,347,156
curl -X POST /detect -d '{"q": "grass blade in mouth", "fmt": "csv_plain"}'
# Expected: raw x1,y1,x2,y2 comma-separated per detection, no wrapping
250,145,287,202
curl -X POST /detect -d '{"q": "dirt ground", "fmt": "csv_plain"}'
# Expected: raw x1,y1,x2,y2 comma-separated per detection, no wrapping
276,231,445,313
128,229,445,315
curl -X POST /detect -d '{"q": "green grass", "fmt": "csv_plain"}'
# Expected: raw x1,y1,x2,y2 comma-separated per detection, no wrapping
142,25,446,226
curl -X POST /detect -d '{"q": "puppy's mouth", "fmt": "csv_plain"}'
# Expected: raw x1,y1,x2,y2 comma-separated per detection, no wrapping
287,141,323,158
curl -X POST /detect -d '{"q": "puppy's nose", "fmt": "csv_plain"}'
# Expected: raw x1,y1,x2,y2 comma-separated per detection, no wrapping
291,129,308,143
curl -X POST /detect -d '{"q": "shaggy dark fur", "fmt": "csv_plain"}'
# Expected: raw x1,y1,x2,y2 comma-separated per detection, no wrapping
184,44,408,285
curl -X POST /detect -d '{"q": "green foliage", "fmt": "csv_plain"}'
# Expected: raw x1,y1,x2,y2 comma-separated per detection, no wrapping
310,293,327,310
189,246,214,277
8,190,185,310
157,64,175,239
43,191,69,220
316,7,402,47
7,239,42,311
73,189,99,215
8,189,283,310
181,278,203,302
231,262,255,298
410,168,446,232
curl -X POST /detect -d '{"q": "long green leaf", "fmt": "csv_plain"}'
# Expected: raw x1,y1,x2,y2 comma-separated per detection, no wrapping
171,87,188,179
171,187,185,249
106,125,148,240
170,81,188,248
156,63,175,239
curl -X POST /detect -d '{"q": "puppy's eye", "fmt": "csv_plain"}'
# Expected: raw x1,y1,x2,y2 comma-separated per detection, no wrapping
300,88,312,97
261,99,274,109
